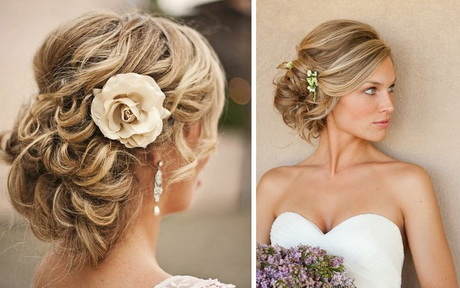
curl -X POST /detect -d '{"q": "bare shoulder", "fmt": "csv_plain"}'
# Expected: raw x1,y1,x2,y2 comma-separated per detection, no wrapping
385,161,432,189
372,149,429,181
257,165,304,243
363,153,432,188
257,165,303,197
381,161,435,208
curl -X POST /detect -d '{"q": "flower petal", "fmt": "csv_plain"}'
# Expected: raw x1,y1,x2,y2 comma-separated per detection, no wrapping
90,73,170,148
106,101,122,132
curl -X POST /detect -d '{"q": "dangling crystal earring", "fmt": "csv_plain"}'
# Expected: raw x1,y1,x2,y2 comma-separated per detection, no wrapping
153,160,164,216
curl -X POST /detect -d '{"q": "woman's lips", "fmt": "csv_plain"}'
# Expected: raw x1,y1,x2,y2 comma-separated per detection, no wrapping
373,119,390,128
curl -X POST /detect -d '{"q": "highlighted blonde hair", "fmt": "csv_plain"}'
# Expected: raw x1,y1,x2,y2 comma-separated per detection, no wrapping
274,19,391,142
1,11,225,273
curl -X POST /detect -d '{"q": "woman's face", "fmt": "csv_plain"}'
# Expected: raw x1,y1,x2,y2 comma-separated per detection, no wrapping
327,56,396,142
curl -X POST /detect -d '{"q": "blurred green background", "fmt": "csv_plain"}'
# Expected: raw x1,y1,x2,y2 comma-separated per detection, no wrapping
151,0,251,130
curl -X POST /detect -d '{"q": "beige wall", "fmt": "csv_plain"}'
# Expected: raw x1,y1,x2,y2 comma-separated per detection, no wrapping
257,0,460,286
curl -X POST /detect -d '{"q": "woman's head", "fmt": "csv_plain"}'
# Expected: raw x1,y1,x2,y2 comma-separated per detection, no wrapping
274,19,391,142
1,11,225,273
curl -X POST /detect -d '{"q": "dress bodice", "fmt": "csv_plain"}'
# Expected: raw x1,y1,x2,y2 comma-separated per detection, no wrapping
154,275,235,288
270,212,404,288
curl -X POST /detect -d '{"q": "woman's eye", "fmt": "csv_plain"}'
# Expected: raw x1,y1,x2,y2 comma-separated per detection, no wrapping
388,84,395,93
364,88,376,95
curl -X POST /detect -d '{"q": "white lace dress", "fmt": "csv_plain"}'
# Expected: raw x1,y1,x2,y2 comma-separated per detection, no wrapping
154,275,235,288
271,212,404,288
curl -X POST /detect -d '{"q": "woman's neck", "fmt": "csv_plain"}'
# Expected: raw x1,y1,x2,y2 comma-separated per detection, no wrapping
99,210,169,280
312,126,375,176
34,211,169,288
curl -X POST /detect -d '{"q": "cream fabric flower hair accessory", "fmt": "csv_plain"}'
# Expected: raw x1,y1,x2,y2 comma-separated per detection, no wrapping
91,73,171,148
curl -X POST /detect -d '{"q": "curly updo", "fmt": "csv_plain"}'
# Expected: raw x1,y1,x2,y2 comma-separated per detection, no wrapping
0,11,225,273
274,20,391,142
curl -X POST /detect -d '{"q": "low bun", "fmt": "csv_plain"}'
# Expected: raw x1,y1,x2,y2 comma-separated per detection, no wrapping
274,60,336,142
5,89,140,271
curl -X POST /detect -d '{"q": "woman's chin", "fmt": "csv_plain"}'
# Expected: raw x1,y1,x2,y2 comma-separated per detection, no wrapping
365,131,388,142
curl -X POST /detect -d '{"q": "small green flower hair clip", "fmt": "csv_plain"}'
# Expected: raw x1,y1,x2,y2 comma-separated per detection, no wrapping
286,61,293,70
306,70,319,101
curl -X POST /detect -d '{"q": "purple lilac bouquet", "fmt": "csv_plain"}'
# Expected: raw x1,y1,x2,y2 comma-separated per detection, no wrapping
256,244,355,288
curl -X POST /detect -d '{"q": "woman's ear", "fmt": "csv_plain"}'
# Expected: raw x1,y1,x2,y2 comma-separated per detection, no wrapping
150,147,166,168
184,122,201,147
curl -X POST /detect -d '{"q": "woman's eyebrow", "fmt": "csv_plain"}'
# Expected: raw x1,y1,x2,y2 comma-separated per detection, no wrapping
363,78,397,86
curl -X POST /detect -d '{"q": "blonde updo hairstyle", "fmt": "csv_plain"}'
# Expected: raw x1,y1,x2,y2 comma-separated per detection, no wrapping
0,11,225,273
274,20,391,142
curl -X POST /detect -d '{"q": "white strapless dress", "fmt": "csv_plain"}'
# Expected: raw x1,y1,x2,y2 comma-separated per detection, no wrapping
271,212,404,288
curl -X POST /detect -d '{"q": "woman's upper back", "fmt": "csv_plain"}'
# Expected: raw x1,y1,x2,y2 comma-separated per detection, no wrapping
34,251,169,288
